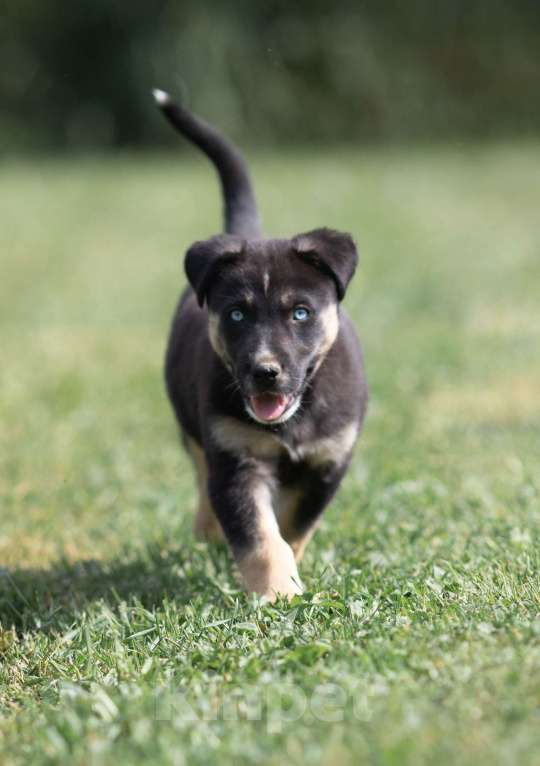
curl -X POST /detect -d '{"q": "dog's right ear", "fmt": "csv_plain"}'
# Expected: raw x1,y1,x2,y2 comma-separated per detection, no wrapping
185,235,245,307
292,228,358,301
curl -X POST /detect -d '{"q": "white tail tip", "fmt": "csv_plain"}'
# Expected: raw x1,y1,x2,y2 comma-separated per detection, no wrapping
152,88,171,106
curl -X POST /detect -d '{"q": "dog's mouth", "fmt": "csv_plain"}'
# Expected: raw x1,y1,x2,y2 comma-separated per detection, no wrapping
248,392,295,423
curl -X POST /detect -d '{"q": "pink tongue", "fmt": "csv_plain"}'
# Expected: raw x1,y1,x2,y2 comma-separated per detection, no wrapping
250,393,289,421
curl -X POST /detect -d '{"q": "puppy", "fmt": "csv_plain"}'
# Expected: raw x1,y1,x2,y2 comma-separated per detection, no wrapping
153,89,368,600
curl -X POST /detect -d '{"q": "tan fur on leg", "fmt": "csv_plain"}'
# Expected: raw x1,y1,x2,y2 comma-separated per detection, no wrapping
288,527,317,562
237,479,303,601
187,438,224,542
277,486,318,563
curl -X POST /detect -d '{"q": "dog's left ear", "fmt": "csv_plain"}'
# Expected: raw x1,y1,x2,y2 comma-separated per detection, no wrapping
292,227,358,300
185,234,245,306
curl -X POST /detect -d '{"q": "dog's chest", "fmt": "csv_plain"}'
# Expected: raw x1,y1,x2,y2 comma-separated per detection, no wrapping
210,415,357,468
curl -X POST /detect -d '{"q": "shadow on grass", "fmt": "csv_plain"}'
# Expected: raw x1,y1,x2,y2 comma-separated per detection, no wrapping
0,542,233,635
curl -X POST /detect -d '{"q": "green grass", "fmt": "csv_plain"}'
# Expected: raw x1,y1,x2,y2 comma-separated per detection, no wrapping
1,142,540,765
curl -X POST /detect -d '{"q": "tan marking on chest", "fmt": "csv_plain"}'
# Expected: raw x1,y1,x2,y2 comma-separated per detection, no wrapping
210,416,282,458
293,422,358,466
211,416,357,467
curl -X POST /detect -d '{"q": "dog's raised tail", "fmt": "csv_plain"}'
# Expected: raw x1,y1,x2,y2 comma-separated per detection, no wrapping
153,89,262,239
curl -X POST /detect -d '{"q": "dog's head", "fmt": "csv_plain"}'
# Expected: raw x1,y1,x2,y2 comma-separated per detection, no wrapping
185,228,358,425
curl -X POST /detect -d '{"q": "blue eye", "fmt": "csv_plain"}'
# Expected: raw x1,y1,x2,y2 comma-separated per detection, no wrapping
229,308,244,322
292,306,310,321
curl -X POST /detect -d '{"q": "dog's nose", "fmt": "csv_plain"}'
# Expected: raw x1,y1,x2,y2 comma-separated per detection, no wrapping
253,363,281,382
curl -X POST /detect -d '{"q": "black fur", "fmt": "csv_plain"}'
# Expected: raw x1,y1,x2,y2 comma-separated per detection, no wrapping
157,95,261,238
155,90,368,598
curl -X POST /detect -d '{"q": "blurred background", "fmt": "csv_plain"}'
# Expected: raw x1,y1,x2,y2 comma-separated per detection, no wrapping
2,0,540,153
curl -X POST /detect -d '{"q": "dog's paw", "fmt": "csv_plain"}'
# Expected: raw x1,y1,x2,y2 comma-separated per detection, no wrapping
238,538,303,602
263,577,304,603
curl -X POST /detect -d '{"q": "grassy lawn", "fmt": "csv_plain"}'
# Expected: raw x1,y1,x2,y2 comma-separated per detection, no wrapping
1,142,539,765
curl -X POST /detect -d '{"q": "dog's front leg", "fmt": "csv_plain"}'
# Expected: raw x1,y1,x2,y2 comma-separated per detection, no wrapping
279,461,350,562
207,451,303,601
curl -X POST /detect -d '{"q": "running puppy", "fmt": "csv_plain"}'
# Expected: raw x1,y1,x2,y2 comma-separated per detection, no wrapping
154,89,368,600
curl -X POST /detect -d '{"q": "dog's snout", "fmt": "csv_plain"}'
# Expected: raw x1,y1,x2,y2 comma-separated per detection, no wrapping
253,363,281,382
